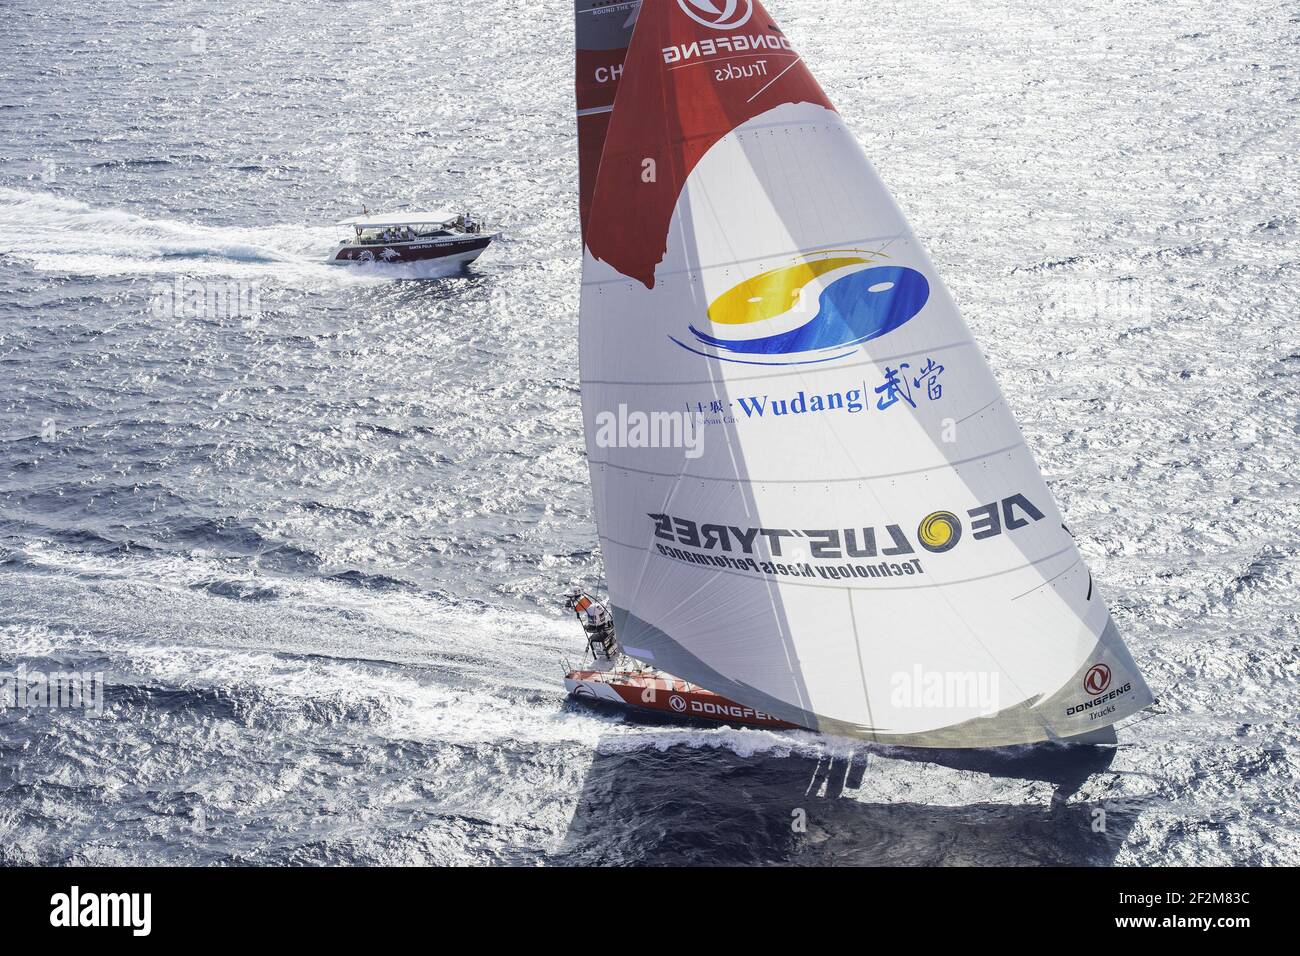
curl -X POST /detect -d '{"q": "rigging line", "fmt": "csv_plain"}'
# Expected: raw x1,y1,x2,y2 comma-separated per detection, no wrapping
1119,704,1166,730
747,55,803,104
845,589,878,743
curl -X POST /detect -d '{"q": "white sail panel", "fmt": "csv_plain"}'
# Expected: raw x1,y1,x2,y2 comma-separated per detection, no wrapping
578,0,1151,745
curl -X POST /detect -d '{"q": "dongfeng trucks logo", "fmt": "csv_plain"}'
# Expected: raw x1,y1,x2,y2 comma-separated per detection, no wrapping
1084,664,1112,695
670,253,930,366
677,0,753,30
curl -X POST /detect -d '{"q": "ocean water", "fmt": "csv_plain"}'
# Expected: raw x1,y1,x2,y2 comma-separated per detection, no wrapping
1,0,1297,865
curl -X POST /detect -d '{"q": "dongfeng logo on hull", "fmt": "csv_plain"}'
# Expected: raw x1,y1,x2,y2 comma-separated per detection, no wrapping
677,0,753,30
671,252,930,366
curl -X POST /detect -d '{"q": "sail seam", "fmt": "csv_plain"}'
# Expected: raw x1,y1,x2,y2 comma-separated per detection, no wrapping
590,440,1026,483
1009,557,1083,600
600,535,1078,590
581,231,906,287
667,52,796,73
580,338,978,386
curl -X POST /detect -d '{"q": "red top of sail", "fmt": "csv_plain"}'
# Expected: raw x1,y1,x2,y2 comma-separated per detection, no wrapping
584,0,835,287
574,0,638,241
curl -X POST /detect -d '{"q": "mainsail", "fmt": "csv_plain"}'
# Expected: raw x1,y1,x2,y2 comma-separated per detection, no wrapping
574,0,1153,746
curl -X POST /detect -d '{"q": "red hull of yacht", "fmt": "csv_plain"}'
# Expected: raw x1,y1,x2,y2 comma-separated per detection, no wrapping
565,668,801,730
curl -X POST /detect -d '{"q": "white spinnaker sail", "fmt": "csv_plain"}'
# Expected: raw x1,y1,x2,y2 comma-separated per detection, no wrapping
576,0,1152,745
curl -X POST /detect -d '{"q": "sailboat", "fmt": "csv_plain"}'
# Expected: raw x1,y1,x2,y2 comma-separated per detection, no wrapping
564,0,1153,747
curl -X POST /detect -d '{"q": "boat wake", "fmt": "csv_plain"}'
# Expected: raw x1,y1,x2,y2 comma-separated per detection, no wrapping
0,188,468,284
0,537,823,756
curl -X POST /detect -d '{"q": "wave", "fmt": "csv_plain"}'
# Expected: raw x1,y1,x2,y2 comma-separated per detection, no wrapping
0,188,407,285
87,158,180,170
0,542,855,758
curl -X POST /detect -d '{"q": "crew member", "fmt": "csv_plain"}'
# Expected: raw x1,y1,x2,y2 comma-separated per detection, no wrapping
565,587,618,661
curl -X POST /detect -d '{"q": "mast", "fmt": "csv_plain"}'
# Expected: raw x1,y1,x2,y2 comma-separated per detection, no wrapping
576,0,1152,746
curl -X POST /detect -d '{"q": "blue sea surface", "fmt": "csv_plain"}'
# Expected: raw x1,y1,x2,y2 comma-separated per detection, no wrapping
0,0,1296,864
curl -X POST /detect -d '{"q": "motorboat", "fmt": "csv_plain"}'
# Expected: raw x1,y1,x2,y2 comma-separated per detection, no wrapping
330,210,496,267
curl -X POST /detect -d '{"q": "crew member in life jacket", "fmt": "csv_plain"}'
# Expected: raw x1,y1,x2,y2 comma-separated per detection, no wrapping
565,587,619,661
